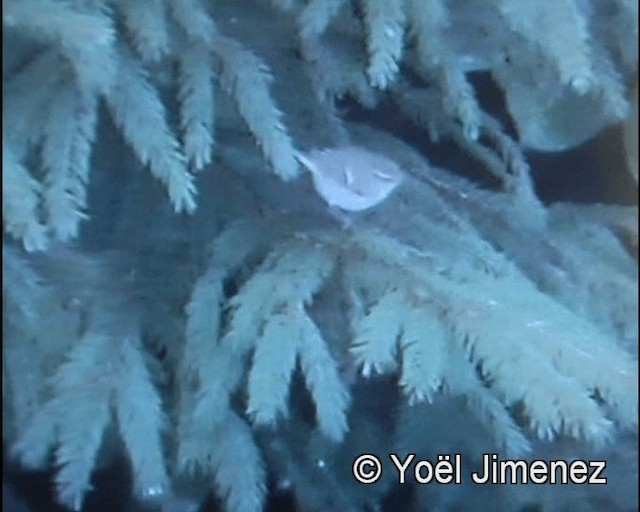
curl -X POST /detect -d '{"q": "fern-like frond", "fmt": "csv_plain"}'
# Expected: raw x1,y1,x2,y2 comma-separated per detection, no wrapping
50,333,113,511
496,0,596,93
247,311,300,426
223,237,348,438
105,49,196,213
214,34,299,181
169,0,216,44
297,313,350,442
3,0,116,93
211,412,266,512
178,42,215,171
41,83,96,241
113,337,169,499
116,0,169,63
347,228,637,445
362,0,405,89
2,144,48,251
398,305,447,405
350,288,404,377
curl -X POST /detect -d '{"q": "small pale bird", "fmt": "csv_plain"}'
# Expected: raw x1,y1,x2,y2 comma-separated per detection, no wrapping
295,146,404,212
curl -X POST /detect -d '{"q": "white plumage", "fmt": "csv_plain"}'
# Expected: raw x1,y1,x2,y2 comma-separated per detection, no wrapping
295,146,404,211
